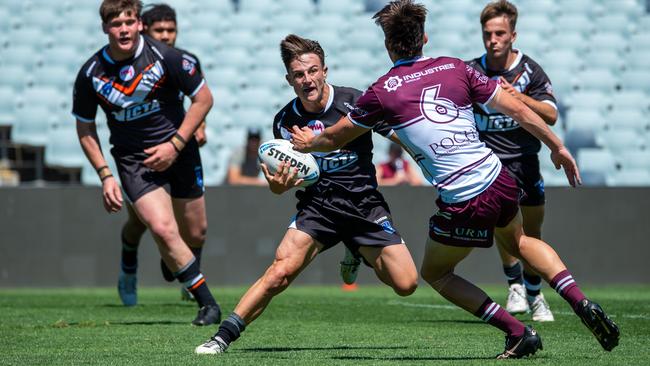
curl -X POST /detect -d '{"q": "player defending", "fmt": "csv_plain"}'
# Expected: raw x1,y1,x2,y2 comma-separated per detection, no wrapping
117,3,210,306
195,34,418,354
290,0,619,358
74,0,220,325
467,0,558,321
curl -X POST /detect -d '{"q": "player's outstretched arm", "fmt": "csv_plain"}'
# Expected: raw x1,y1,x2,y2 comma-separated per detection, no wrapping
261,162,304,195
499,77,557,125
291,116,368,153
488,88,581,187
76,120,123,213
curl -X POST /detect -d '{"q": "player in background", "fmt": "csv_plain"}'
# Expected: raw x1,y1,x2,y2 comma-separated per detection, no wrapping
74,0,220,325
467,0,557,321
290,0,619,358
195,34,418,355
117,3,210,305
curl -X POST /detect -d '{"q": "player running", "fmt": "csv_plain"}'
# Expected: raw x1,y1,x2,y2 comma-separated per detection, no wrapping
467,0,558,321
117,3,210,306
74,0,220,325
195,34,418,355
290,0,619,359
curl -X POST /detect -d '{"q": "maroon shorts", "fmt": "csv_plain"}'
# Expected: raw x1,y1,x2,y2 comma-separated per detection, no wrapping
429,167,521,248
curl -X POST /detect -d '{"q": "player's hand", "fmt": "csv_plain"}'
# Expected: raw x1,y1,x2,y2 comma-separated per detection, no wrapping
550,147,582,187
261,162,304,195
499,77,521,99
143,142,178,172
290,126,315,153
194,123,207,147
102,176,123,213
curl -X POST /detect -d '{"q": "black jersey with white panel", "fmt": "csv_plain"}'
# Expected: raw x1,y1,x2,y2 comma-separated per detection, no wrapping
72,35,205,153
466,51,557,159
273,84,392,194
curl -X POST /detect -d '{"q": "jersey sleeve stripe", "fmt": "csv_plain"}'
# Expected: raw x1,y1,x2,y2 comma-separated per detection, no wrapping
482,84,500,106
541,99,558,110
347,113,373,129
73,113,95,123
188,79,206,98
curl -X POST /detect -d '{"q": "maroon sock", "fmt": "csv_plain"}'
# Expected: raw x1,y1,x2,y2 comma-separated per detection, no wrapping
474,298,525,337
550,270,586,311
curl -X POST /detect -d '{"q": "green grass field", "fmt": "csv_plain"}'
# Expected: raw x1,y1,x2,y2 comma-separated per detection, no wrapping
1,285,648,365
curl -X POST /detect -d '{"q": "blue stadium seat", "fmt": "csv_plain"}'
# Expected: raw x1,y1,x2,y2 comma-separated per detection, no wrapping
564,90,609,110
565,128,599,156
606,108,649,132
0,87,17,126
0,64,32,91
429,14,475,36
327,68,370,91
618,150,650,171
1,45,43,70
607,169,650,186
238,0,280,14
516,14,554,34
607,90,650,111
585,49,625,74
210,87,239,114
574,69,620,92
577,148,618,173
200,145,231,186
245,67,286,89
275,0,316,14
515,33,550,56
18,86,67,111
32,65,74,90
218,30,260,51
45,125,85,168
566,109,608,131
541,49,584,71
238,87,281,113
593,14,636,35
559,0,604,17
517,0,559,17
11,106,55,146
588,32,629,53
554,14,594,34
597,129,645,152
236,107,274,129
228,12,270,32
619,69,650,93
629,32,650,51
318,0,364,15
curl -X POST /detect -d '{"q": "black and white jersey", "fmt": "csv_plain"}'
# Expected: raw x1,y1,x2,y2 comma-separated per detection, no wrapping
466,51,557,158
273,84,392,194
73,35,204,153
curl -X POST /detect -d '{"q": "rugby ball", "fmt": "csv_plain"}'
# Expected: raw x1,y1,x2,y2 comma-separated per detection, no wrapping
258,139,320,187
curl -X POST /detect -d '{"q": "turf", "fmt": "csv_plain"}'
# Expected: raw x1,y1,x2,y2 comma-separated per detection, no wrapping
1,285,648,365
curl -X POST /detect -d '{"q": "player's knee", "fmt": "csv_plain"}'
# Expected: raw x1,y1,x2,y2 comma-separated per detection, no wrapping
263,264,293,295
148,220,180,244
393,278,418,297
186,225,207,247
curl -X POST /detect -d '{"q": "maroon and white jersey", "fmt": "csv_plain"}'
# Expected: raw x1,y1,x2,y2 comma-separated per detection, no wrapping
348,56,502,203
466,51,557,158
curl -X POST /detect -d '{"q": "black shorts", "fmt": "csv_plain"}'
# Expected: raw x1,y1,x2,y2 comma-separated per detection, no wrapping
289,188,403,252
112,139,204,203
502,154,545,206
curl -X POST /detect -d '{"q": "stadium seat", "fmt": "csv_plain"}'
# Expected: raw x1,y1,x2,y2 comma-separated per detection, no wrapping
238,0,280,14
0,64,32,91
574,69,620,92
607,169,650,186
181,29,218,53
237,86,281,112
200,145,231,186
565,128,599,155
0,87,17,126
593,14,635,35
566,109,608,131
607,90,650,111
1,45,43,70
245,67,286,89
517,0,559,17
596,129,645,152
628,32,650,51
228,12,270,32
626,49,650,72
558,0,604,17
318,0,364,15
588,32,629,53
564,90,608,110
11,106,56,146
577,147,618,173
585,49,625,75
606,108,649,132
45,126,86,168
236,107,275,129
32,65,74,90
516,14,554,34
211,48,255,71
275,0,316,14
554,14,594,34
18,86,67,111
327,68,371,91
619,69,650,93
618,150,650,171
217,30,261,51
515,33,550,56
540,48,584,71
210,87,239,114
429,14,475,36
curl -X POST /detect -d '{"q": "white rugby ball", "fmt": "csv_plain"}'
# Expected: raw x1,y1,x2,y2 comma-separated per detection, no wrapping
258,139,320,187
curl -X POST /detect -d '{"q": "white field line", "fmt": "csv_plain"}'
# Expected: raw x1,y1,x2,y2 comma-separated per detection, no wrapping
388,300,650,320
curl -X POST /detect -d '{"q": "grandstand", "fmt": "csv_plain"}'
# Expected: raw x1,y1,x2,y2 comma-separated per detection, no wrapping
0,0,649,186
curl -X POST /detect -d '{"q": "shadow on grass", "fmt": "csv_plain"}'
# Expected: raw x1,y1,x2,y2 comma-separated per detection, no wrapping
240,345,408,353
332,355,496,361
102,303,192,308
109,320,189,326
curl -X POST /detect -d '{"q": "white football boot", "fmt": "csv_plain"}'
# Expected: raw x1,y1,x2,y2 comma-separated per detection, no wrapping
506,283,529,314
529,293,555,322
195,336,229,354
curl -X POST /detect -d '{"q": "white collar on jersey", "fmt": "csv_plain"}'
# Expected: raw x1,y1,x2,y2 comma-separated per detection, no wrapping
480,48,523,72
102,34,145,64
292,83,334,117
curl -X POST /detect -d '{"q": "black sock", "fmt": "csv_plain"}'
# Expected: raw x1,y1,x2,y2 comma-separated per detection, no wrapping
121,233,139,274
503,262,523,286
191,246,203,268
523,271,542,298
215,313,246,345
175,258,216,307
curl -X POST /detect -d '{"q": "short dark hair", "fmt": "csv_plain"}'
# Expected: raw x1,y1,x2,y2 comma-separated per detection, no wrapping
279,34,325,71
142,3,177,28
99,0,143,23
373,0,427,59
480,0,518,32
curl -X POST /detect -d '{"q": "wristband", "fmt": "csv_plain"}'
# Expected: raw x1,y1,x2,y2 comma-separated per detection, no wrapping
97,166,112,181
96,165,109,174
100,174,113,182
170,133,187,152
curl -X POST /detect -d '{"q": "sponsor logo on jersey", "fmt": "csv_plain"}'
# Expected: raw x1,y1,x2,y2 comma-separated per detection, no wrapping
316,151,358,173
111,100,161,122
119,65,135,81
428,128,480,155
384,75,403,92
403,63,455,83
307,120,325,135
182,59,196,76
474,113,520,132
